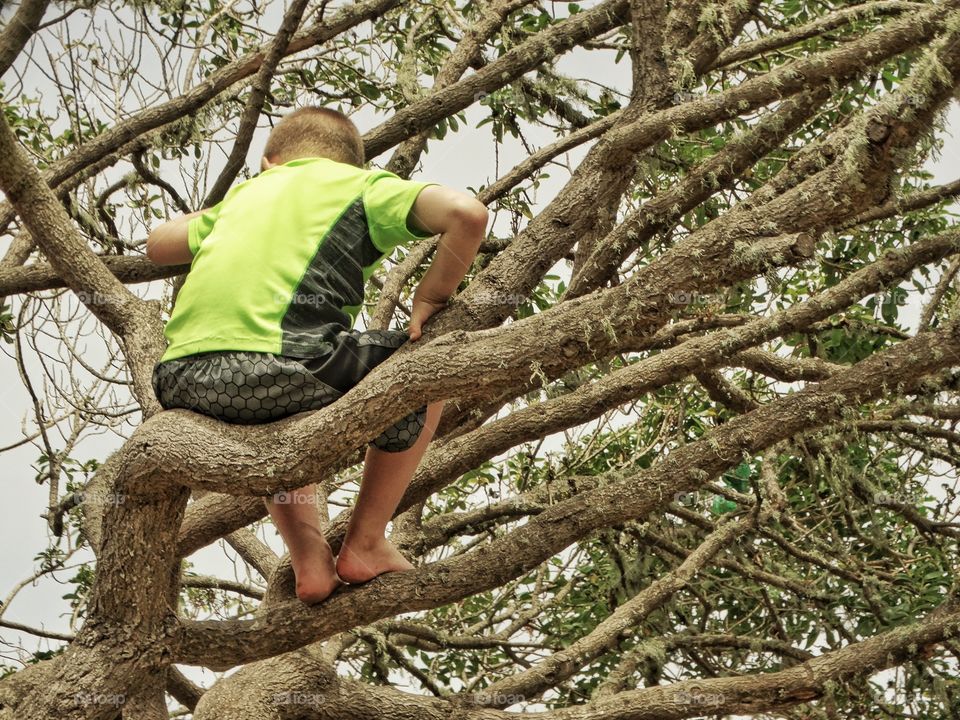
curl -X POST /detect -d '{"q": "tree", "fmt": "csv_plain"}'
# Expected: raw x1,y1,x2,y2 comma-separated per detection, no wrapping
1,0,960,717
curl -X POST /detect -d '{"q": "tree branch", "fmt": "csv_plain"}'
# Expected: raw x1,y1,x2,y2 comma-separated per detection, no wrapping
202,0,311,206
0,0,49,76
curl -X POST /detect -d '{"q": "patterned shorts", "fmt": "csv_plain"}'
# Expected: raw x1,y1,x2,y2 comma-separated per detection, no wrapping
151,329,426,452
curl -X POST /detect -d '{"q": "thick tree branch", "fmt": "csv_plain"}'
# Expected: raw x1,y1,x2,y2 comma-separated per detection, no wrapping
363,0,631,159
174,312,960,667
125,228,820,498
391,228,958,525
708,0,925,72
0,0,49,76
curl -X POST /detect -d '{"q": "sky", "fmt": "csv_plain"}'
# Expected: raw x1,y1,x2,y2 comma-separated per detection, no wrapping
1,0,959,706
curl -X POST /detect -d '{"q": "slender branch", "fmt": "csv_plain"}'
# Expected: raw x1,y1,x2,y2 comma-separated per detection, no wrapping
182,574,264,600
0,619,73,643
202,0,311,206
477,513,754,708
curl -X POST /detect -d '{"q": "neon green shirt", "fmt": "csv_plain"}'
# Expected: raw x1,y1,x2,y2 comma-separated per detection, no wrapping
159,157,435,362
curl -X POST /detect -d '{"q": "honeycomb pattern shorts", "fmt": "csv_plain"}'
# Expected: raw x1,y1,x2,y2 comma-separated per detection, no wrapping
151,329,426,452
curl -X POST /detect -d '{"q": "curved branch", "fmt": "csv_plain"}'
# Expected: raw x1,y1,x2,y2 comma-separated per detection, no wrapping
708,0,925,72
174,312,960,668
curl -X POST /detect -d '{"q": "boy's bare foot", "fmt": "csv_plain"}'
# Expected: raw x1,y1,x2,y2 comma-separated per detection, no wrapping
336,536,413,584
293,537,341,604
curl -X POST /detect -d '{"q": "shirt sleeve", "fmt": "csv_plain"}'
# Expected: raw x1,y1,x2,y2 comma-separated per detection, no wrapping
363,171,438,254
187,203,222,256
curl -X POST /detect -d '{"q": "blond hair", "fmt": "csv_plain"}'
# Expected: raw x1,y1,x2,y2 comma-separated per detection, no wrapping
263,107,365,167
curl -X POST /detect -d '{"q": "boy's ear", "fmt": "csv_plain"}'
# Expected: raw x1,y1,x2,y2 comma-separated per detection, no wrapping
260,156,275,172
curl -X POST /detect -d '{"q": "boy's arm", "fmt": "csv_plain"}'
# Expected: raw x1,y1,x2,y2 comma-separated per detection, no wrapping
406,185,488,341
145,209,207,266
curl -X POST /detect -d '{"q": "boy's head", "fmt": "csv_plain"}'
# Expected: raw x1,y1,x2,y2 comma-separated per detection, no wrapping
261,107,365,170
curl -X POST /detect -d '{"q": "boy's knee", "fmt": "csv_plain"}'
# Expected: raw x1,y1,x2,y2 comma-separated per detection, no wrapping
370,406,427,452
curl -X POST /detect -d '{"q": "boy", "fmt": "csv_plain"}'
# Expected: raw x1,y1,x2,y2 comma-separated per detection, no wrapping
146,107,487,603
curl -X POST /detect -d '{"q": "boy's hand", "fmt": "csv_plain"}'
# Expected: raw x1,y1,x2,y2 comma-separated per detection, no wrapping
408,295,448,341
405,186,487,342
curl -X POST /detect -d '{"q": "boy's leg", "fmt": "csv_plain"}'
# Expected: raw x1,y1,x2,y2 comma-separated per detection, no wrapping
336,400,444,584
264,485,340,604
156,351,344,603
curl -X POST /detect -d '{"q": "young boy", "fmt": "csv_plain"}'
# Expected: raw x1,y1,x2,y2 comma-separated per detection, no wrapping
146,107,487,603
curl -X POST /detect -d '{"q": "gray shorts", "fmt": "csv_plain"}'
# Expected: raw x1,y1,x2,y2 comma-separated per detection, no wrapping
151,329,426,452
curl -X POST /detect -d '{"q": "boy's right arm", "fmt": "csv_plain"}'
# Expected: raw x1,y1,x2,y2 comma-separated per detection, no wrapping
146,209,207,265
406,185,488,341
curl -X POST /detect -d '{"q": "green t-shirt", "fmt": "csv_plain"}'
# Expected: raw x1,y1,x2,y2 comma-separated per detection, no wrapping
159,157,435,362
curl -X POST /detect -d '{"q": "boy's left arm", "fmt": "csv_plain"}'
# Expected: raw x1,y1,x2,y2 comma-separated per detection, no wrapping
145,209,207,265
